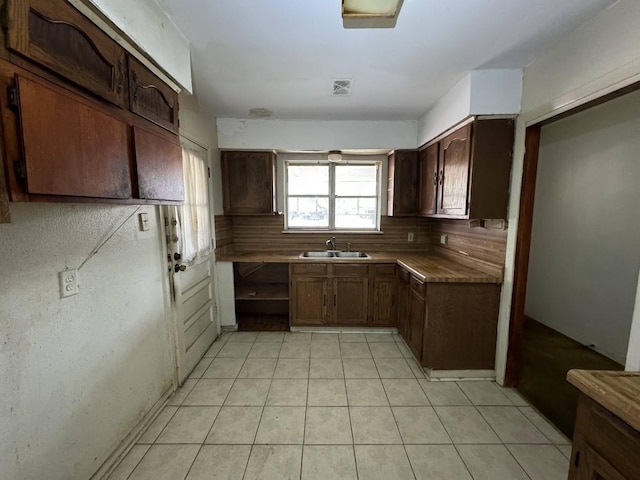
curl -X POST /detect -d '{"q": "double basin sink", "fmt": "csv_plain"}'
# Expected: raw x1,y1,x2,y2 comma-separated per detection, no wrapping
299,250,371,259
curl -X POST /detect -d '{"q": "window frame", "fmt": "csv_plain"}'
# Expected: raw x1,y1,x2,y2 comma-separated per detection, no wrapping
284,159,382,232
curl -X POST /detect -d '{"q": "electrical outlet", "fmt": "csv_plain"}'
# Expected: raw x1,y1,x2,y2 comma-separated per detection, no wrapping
59,269,79,298
408,232,414,242
139,213,150,231
440,234,448,245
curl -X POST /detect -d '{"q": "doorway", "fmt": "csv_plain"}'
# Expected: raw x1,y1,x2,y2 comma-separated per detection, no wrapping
506,86,640,436
166,139,219,383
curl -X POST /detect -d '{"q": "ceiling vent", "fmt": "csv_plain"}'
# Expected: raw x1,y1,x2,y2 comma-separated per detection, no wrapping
249,108,273,118
332,78,353,96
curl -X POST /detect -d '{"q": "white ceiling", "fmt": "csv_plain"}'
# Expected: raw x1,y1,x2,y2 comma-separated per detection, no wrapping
156,0,616,121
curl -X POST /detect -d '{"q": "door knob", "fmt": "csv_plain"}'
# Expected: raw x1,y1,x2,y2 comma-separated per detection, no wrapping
174,264,187,272
174,252,182,261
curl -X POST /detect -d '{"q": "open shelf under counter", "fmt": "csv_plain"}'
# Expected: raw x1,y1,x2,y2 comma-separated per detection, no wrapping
234,284,289,301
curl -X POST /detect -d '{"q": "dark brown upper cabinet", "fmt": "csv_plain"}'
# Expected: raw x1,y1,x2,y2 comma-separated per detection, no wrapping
221,151,276,215
387,149,418,216
418,118,514,219
133,126,184,202
129,56,179,133
16,74,131,199
4,0,127,108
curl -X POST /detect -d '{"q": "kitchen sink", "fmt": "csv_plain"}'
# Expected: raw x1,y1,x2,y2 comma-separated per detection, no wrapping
299,251,336,258
334,251,370,258
299,251,371,259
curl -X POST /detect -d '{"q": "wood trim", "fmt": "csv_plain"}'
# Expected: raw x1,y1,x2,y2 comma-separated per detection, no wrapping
504,124,541,387
419,116,475,150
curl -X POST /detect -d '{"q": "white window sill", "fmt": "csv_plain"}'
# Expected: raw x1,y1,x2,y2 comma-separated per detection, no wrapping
281,230,384,234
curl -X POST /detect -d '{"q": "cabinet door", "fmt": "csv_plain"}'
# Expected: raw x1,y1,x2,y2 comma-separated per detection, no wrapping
291,277,327,326
419,143,438,216
408,289,425,360
133,127,184,202
387,150,418,216
571,443,627,480
6,0,127,107
129,56,179,133
221,151,276,214
333,277,369,326
438,124,471,216
17,74,131,198
372,277,397,327
397,269,411,341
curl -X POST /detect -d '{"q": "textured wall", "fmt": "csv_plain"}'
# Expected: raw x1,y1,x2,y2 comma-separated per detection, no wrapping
0,203,173,479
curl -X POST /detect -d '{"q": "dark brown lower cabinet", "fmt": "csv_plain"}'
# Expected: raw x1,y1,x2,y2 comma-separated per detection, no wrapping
397,264,500,371
290,276,327,326
569,395,640,480
371,264,397,327
290,263,395,327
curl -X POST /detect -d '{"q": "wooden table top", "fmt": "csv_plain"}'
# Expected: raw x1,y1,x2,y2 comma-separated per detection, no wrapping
567,369,640,432
216,251,502,284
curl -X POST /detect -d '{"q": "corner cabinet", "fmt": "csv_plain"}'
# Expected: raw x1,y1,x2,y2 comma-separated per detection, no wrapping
387,150,418,216
397,265,500,371
221,151,276,215
419,118,515,219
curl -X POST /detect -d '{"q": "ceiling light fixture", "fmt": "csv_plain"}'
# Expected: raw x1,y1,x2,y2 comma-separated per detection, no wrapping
328,150,343,162
342,0,404,29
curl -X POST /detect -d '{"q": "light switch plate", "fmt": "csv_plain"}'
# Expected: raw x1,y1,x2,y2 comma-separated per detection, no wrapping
440,234,448,245
139,213,150,231
59,269,79,298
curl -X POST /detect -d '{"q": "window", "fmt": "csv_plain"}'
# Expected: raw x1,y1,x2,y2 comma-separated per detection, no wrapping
285,161,380,231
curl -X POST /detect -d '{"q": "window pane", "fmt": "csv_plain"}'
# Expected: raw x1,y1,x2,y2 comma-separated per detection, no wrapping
335,165,377,196
335,197,377,229
287,165,329,195
287,197,329,228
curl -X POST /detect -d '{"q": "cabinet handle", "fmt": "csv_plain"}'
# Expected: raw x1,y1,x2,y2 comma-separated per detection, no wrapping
439,170,444,185
433,171,438,186
323,295,326,306
391,294,394,306
334,294,337,307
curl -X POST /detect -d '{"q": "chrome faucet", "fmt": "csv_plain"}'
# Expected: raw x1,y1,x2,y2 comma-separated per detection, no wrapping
326,236,336,251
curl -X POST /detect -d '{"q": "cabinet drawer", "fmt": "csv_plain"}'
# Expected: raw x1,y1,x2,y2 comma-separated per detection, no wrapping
410,276,426,297
374,264,396,276
6,0,127,108
292,264,328,276
333,264,369,277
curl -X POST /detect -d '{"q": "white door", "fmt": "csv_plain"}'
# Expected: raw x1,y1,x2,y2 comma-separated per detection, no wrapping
166,140,219,383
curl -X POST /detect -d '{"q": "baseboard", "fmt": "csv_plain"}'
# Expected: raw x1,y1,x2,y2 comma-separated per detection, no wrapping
426,369,496,381
221,324,238,332
90,384,174,480
290,326,398,334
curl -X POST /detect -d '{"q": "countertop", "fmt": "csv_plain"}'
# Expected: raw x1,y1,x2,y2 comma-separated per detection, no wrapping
567,369,640,432
216,251,502,284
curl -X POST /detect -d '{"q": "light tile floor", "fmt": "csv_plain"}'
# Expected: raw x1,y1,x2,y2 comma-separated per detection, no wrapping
108,331,571,480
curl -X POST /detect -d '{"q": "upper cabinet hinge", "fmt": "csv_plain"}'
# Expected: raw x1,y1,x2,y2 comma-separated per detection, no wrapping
7,86,19,111
208,167,211,178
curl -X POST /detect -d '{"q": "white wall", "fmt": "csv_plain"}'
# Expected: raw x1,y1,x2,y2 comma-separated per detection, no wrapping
417,69,523,146
496,0,640,382
525,91,640,364
0,203,173,480
216,118,418,150
77,0,192,91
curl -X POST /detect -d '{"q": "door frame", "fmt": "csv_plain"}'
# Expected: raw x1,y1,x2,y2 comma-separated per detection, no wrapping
503,81,640,386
